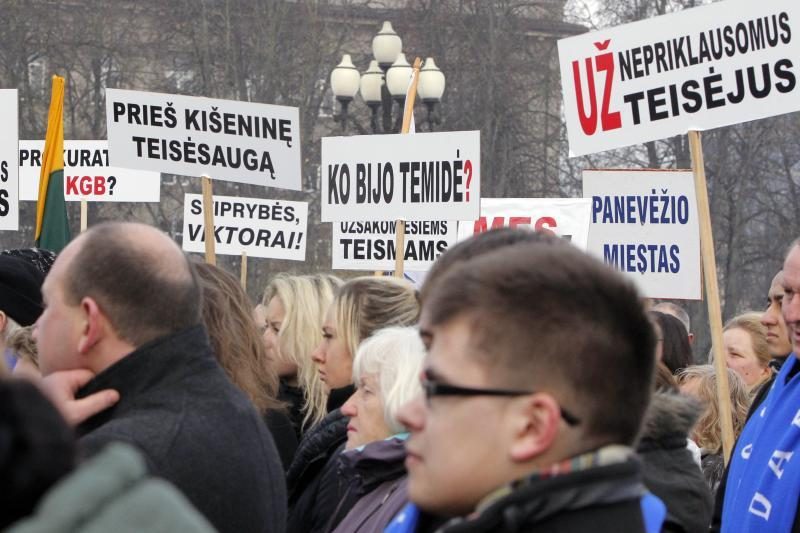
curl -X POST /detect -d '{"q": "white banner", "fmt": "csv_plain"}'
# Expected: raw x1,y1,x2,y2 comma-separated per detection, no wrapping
558,0,800,156
106,89,301,190
457,198,592,250
19,140,160,202
332,220,457,271
0,90,18,230
583,169,701,300
182,194,307,261
321,131,480,221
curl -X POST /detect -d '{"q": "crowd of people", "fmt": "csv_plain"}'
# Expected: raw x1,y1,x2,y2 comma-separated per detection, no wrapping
1,222,798,532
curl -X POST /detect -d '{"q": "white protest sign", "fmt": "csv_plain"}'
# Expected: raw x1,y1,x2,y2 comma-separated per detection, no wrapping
321,131,480,221
182,194,307,261
457,198,592,250
0,90,18,230
583,170,700,300
558,0,800,157
332,220,457,271
106,88,301,190
19,140,160,202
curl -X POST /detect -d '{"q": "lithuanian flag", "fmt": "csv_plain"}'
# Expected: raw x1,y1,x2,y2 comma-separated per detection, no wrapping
35,75,70,252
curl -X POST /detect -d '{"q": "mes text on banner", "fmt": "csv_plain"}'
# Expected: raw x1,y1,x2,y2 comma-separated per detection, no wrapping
321,130,480,222
182,193,307,261
0,90,18,230
332,220,457,271
582,169,700,300
558,0,800,156
19,140,160,202
457,198,592,250
106,88,301,190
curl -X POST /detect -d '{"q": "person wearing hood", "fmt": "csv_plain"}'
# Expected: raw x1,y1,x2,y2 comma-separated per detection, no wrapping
637,362,713,533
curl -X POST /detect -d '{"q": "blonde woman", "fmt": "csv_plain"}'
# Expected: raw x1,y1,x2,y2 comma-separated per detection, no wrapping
678,365,751,495
261,274,342,439
287,276,420,533
722,312,772,391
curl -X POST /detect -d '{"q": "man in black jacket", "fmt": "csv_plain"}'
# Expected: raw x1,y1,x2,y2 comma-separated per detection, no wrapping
388,233,665,533
33,222,286,533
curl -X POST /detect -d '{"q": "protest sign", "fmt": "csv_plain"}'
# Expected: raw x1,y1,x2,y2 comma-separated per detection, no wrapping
106,89,301,190
583,169,700,300
182,193,307,261
19,140,160,202
457,198,592,250
332,220,457,271
0,90,18,230
558,0,800,156
321,130,480,222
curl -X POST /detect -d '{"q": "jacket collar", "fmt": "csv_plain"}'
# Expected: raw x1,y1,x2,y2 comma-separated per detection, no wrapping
75,325,215,433
442,446,645,531
339,434,408,494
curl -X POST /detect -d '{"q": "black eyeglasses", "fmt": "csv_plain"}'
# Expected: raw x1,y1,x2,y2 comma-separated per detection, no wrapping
421,371,580,426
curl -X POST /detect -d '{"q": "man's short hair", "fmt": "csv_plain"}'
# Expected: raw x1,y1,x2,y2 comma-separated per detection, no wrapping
63,223,202,346
424,241,656,445
652,302,691,334
421,227,564,302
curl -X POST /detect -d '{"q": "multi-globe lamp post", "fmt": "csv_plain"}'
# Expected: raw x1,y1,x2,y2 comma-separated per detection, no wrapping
329,21,446,134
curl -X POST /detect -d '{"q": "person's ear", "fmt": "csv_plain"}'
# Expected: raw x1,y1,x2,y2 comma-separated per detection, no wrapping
508,393,561,463
77,297,104,355
0,310,8,334
688,332,695,345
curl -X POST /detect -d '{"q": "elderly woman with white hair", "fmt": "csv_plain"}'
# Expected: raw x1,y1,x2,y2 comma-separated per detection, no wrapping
326,326,426,533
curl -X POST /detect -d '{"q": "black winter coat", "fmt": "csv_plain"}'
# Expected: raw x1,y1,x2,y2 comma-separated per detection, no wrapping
76,325,287,533
286,406,349,533
636,392,713,533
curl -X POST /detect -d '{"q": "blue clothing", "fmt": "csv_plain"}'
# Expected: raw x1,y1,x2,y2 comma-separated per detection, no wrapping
722,353,800,532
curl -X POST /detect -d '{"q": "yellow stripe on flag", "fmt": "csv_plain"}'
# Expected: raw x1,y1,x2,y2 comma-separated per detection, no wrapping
35,75,65,242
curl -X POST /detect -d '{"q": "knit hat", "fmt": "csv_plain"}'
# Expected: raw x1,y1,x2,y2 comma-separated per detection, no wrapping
0,256,45,327
1,248,56,276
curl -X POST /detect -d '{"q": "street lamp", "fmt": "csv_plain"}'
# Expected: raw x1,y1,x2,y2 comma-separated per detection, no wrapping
330,21,445,134
418,57,445,130
329,54,360,132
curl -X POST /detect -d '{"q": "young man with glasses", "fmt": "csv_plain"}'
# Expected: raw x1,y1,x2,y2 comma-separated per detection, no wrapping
387,235,665,533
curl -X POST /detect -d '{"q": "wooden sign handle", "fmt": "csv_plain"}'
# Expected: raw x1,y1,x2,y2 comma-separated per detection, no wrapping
201,175,216,265
394,58,422,279
80,200,88,232
689,130,735,464
240,251,247,290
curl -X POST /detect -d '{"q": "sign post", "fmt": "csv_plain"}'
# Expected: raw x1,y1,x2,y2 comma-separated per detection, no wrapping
394,57,422,278
240,251,247,290
201,175,216,265
80,201,88,232
689,130,735,463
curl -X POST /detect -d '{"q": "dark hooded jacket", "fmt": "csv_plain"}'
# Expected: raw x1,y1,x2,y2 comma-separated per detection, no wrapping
329,435,409,533
636,391,712,533
75,325,287,533
286,396,350,533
